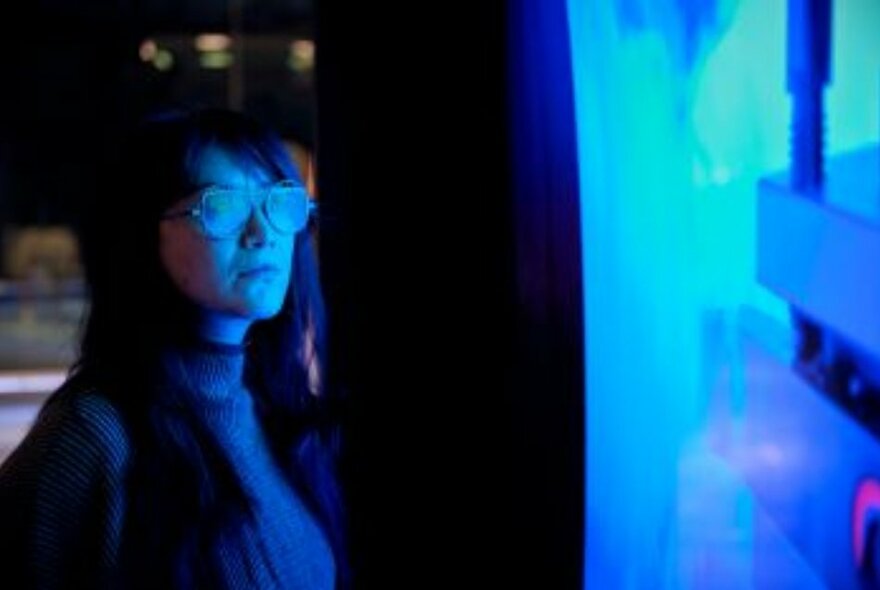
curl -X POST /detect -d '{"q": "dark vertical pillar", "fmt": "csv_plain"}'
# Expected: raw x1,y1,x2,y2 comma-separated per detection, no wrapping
316,0,583,587
508,0,585,586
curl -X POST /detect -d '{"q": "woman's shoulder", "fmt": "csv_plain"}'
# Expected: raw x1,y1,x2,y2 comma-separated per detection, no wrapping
1,387,132,484
0,387,132,584
41,388,132,469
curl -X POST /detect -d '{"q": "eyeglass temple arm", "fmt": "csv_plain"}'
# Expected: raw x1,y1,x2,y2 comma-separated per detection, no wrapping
160,208,201,220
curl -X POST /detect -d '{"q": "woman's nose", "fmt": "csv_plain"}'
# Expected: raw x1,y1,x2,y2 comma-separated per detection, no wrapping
241,204,275,248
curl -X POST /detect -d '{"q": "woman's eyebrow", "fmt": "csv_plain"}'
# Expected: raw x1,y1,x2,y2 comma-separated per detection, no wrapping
192,180,286,191
188,181,220,192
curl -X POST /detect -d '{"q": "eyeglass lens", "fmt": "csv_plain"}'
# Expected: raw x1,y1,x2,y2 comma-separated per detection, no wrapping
201,183,309,237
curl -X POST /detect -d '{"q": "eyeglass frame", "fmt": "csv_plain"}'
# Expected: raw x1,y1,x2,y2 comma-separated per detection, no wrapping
161,179,316,239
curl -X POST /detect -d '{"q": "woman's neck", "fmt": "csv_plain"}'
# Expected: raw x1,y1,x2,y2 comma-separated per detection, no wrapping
196,309,253,345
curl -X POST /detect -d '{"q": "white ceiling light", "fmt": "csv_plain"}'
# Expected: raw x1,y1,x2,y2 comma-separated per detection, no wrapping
195,33,233,53
287,39,315,73
138,39,157,62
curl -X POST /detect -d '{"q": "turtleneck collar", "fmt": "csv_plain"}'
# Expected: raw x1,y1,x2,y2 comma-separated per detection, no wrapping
160,337,249,408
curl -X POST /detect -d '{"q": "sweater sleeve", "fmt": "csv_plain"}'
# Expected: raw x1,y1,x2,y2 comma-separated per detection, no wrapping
0,392,131,590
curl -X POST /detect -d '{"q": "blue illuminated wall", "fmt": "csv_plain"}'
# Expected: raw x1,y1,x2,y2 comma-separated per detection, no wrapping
566,0,880,587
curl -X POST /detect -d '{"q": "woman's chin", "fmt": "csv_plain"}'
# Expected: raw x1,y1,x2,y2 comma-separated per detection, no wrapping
234,283,287,319
240,300,284,320
239,294,284,321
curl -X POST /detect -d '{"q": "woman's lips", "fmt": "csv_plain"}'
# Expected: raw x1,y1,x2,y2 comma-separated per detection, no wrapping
239,265,281,279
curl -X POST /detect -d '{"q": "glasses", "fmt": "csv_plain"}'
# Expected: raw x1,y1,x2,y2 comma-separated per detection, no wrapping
162,180,314,239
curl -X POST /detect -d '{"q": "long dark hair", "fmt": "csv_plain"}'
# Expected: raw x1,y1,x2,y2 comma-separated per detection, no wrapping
61,108,349,588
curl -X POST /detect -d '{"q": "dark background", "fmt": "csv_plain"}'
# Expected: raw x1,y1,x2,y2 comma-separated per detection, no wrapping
0,0,315,230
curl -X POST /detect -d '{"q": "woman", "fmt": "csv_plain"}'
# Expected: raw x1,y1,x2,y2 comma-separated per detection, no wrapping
0,108,349,589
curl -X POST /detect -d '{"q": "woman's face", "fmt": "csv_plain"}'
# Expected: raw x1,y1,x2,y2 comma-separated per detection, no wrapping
158,145,296,338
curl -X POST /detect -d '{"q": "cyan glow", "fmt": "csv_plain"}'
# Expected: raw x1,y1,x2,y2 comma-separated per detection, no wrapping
566,0,880,587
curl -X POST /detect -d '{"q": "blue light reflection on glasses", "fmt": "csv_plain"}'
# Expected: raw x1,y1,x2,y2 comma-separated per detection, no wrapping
162,180,315,238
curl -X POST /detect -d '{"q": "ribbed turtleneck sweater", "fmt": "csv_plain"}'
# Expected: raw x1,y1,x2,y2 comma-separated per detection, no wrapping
162,340,336,590
0,340,336,590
